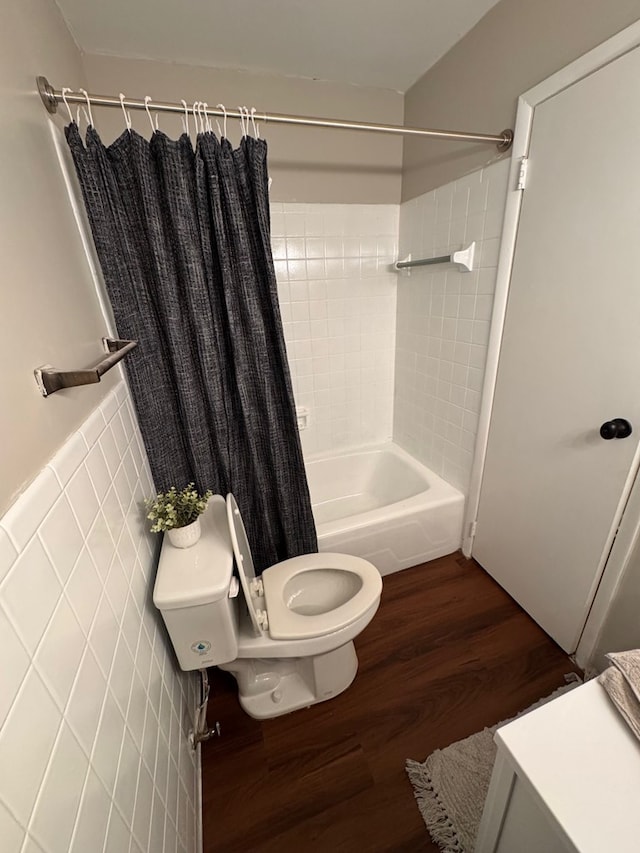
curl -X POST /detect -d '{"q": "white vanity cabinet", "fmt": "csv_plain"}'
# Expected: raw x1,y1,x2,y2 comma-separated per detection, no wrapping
476,680,640,853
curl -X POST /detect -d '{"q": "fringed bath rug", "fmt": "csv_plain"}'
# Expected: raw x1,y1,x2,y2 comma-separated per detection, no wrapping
406,677,581,853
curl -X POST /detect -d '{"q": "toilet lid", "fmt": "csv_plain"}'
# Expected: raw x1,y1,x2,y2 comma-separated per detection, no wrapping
225,493,265,637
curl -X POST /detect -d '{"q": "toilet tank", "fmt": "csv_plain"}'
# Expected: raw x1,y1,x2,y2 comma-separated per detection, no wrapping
153,495,238,670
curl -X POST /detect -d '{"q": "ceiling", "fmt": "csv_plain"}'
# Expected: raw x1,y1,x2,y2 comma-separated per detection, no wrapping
55,0,501,93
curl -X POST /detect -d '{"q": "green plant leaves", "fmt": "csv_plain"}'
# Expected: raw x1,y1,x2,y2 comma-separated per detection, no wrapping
145,483,213,533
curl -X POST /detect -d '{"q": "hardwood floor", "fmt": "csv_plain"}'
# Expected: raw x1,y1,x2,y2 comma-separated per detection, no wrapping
202,552,579,852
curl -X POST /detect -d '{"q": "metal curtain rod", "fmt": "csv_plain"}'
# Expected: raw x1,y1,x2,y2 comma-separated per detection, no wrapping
36,77,514,151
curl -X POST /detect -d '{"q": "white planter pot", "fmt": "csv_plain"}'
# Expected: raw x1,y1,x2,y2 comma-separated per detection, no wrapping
167,518,201,549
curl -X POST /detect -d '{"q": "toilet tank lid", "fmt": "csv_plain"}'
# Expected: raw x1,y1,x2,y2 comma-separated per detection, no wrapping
153,495,234,610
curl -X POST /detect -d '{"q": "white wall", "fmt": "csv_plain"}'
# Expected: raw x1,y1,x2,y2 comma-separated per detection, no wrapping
393,159,510,491
0,381,198,853
402,0,640,198
1,0,118,517
2,4,198,851
272,203,398,456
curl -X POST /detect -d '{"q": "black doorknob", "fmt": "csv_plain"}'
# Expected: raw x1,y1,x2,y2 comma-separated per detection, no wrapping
600,418,633,440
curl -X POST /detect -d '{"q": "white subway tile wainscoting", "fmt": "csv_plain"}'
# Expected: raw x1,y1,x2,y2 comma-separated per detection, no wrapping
271,203,399,457
393,159,510,492
0,381,198,853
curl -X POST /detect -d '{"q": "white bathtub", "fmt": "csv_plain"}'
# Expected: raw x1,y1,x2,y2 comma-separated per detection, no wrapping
305,443,465,576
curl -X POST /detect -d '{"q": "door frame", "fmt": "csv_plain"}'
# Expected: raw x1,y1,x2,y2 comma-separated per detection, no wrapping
462,20,640,664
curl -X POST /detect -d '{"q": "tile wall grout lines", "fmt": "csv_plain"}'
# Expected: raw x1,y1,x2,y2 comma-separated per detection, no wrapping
270,202,400,457
0,380,199,853
393,160,510,493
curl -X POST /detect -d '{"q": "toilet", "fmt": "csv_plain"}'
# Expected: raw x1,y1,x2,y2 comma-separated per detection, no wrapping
153,494,382,719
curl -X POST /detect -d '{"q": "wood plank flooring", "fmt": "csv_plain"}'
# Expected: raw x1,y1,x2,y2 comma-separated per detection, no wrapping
202,552,579,852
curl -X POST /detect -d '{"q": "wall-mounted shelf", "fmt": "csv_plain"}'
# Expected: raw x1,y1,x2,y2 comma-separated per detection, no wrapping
394,241,476,273
34,338,138,397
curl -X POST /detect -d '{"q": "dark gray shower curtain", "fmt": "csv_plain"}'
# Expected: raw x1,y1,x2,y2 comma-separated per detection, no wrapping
65,124,317,572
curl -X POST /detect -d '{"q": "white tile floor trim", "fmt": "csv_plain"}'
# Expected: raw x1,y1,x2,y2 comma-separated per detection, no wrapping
0,380,199,853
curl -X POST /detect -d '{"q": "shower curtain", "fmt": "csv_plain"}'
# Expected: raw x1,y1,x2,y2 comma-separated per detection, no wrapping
65,124,317,572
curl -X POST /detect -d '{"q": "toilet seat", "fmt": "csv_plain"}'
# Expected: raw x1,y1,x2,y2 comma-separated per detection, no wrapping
226,494,382,643
262,554,381,640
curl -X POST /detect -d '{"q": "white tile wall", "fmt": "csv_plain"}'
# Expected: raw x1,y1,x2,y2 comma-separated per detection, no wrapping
0,381,198,853
271,203,398,456
393,159,510,492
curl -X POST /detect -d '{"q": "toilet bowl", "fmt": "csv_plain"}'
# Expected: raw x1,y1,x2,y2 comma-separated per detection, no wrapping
153,494,382,719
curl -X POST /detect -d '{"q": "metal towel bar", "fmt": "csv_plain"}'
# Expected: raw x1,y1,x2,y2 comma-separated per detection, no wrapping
34,338,138,397
394,241,476,273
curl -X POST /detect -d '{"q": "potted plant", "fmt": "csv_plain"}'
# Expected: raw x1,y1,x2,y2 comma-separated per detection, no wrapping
146,483,213,548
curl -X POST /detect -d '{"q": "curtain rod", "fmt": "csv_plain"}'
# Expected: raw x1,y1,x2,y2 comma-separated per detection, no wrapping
36,76,514,151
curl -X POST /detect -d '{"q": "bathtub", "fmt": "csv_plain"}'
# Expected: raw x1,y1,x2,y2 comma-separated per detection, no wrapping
305,443,465,576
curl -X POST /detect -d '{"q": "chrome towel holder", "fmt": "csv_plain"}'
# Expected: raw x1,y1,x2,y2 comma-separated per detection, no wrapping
395,241,476,273
34,338,138,397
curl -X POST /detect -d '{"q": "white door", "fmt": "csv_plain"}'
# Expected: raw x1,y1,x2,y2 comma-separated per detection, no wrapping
473,45,640,653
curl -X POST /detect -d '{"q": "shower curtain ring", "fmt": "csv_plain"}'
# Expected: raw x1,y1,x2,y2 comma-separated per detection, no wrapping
61,87,75,124
216,104,227,138
202,102,212,133
119,93,132,132
79,88,94,127
238,106,248,138
250,107,260,139
180,99,190,136
144,95,158,134
198,101,208,134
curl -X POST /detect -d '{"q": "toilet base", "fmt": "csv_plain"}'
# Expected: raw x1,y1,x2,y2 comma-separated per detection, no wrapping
218,641,358,719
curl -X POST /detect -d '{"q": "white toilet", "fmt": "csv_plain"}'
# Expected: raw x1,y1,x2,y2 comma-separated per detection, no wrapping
153,494,382,719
